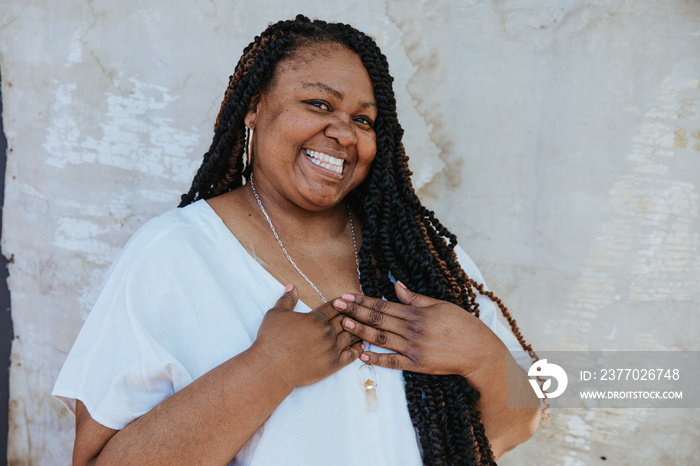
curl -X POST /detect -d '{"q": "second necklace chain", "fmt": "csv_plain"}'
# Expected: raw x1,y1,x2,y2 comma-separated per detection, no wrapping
249,173,361,303
249,173,379,411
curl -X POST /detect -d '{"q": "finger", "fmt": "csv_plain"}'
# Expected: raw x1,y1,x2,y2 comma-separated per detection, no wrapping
322,313,346,336
312,301,341,322
332,298,408,335
331,316,345,336
336,293,409,320
394,281,441,308
267,284,298,314
335,329,362,349
359,351,413,371
338,340,364,366
341,318,407,354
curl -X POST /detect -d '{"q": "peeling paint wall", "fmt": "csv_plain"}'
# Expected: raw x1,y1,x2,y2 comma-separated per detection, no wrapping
1,1,698,464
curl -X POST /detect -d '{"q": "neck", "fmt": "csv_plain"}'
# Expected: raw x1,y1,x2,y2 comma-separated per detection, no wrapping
245,173,351,247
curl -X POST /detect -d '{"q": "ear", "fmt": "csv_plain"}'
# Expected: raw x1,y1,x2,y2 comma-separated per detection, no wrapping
244,93,261,129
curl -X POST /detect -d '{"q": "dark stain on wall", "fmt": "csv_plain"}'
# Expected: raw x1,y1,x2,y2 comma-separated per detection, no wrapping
0,67,13,466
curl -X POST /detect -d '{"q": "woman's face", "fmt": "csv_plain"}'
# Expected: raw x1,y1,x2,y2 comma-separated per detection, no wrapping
245,42,377,212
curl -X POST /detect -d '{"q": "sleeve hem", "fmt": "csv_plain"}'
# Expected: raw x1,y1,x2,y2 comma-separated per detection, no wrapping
51,390,132,431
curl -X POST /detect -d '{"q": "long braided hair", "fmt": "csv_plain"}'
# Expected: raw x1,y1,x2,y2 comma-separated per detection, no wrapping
180,15,534,465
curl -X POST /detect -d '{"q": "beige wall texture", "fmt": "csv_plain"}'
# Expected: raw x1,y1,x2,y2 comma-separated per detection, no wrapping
1,0,699,464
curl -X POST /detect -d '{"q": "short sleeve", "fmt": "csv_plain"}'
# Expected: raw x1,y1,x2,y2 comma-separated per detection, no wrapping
52,216,195,430
454,245,533,371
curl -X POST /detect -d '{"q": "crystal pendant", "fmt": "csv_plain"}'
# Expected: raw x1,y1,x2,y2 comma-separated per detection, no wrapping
364,379,378,411
358,363,378,411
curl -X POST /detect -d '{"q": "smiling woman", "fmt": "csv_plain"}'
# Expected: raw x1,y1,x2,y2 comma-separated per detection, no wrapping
243,43,377,215
52,15,541,465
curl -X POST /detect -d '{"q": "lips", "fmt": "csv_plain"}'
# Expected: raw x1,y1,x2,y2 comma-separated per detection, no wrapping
304,149,344,174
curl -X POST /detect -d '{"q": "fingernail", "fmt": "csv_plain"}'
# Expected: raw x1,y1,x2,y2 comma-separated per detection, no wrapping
361,343,366,350
284,284,293,293
343,319,355,330
341,293,355,302
333,299,347,310
397,280,407,289
360,354,369,362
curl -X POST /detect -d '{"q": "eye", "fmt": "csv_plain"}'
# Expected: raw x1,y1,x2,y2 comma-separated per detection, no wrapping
354,116,374,129
304,100,330,111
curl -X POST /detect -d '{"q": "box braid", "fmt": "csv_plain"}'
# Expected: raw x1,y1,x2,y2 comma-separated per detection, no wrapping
179,15,535,465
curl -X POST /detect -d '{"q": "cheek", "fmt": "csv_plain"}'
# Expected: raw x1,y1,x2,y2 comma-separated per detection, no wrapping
266,115,316,148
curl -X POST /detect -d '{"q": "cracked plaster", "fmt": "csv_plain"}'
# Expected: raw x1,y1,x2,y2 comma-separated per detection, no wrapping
1,0,699,464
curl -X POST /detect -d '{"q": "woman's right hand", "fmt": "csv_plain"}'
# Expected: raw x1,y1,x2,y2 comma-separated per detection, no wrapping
253,284,365,389
74,284,363,465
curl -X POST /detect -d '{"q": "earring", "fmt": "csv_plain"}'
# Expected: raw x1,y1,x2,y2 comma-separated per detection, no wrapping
246,126,254,167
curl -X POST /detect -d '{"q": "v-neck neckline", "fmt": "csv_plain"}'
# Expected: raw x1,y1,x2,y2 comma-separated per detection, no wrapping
198,199,315,312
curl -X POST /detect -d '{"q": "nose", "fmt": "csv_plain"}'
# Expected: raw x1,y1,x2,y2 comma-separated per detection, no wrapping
324,115,357,147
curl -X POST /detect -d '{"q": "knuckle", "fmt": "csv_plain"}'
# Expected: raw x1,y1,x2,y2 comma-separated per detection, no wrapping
277,295,295,307
406,348,421,365
388,354,400,369
353,295,367,307
369,311,383,326
406,319,423,335
344,343,359,357
372,299,388,313
311,312,327,324
376,329,388,345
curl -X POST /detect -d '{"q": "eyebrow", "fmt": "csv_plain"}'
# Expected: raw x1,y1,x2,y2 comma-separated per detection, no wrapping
301,82,377,109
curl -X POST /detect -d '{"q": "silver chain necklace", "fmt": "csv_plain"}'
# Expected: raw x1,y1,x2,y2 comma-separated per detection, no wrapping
249,173,378,411
249,173,360,303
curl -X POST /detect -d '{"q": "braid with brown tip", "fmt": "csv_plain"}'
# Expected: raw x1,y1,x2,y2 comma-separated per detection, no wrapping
180,15,536,465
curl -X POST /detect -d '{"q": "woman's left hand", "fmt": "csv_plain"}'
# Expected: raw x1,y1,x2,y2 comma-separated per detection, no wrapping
331,280,508,378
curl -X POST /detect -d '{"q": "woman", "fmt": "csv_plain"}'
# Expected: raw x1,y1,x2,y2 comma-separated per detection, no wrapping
54,15,540,465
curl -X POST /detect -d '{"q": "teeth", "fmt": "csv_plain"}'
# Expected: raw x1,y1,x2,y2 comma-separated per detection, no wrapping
305,150,344,174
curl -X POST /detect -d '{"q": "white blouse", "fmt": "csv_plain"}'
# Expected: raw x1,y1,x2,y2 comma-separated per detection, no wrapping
53,200,530,465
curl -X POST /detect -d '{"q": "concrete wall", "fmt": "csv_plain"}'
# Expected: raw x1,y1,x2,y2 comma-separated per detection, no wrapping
1,1,698,464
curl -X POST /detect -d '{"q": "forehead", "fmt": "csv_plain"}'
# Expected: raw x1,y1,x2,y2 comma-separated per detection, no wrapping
269,43,375,101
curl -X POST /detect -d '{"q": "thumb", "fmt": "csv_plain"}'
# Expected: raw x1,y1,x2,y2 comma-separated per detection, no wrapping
269,283,299,313
395,281,440,308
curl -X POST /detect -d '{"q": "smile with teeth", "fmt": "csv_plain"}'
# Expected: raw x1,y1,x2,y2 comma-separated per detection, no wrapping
305,149,344,174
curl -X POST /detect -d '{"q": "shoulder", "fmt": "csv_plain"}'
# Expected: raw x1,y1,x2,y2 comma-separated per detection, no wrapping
124,201,213,252
94,200,231,299
453,243,532,368
114,201,220,266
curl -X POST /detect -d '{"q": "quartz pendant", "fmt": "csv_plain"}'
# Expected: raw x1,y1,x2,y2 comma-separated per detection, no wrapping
358,363,378,411
364,379,378,411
